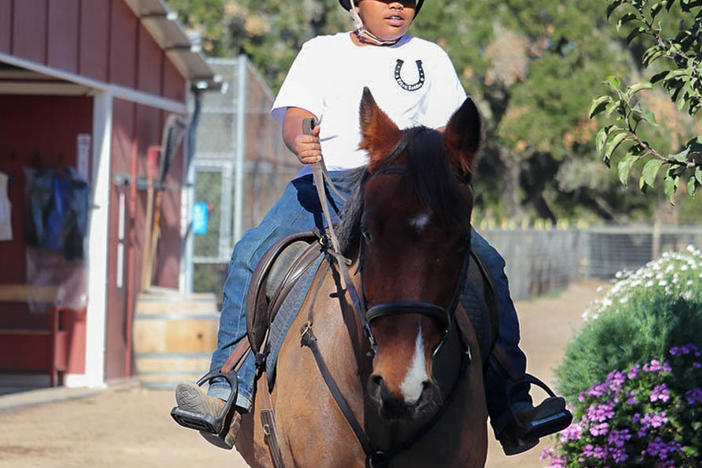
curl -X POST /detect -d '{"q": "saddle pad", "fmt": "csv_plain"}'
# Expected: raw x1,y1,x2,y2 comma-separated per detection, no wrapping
265,255,324,388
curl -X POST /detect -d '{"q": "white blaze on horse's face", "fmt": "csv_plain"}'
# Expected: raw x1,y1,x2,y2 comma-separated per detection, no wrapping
409,212,431,234
400,325,429,404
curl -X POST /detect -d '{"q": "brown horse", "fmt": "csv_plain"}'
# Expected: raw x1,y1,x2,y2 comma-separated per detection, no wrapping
236,89,488,468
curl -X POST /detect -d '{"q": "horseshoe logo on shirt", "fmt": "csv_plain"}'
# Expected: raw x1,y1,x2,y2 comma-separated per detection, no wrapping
394,59,425,91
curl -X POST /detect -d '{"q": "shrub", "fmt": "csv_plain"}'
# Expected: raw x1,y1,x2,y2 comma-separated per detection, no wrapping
556,246,702,401
543,345,702,467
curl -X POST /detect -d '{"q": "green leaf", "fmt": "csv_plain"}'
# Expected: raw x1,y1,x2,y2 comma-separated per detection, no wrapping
670,147,691,162
606,0,625,19
627,82,653,97
605,132,628,161
626,27,645,45
642,110,658,125
664,175,679,203
688,176,697,197
696,166,702,184
589,96,612,118
605,75,621,90
650,1,664,18
650,70,670,84
641,158,663,187
595,127,609,155
643,47,665,66
617,12,638,31
618,153,639,184
605,100,622,117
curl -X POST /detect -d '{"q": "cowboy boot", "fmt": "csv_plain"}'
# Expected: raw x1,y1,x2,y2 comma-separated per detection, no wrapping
174,382,242,450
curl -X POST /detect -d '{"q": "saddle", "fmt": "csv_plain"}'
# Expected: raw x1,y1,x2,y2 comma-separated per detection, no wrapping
245,231,322,354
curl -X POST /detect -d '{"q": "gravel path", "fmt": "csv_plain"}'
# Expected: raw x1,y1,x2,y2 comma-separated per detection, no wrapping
0,280,604,468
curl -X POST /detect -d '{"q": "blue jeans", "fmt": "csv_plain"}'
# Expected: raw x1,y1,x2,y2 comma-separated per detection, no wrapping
207,170,528,423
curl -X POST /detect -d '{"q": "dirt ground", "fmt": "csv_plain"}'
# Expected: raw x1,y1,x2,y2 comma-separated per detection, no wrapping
0,280,604,468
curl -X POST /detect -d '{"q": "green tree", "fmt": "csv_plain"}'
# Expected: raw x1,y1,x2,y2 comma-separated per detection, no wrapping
172,0,687,223
590,0,701,203
169,0,347,89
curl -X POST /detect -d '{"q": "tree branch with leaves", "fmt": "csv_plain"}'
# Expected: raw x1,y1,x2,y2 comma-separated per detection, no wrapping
590,0,701,202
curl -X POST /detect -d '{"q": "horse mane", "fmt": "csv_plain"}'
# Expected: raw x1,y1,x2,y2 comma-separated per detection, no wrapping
338,126,469,256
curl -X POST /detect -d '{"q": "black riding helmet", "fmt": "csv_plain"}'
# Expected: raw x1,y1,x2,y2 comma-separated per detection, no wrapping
339,0,424,16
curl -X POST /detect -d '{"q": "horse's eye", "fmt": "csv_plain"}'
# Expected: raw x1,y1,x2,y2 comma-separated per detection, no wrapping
361,227,373,243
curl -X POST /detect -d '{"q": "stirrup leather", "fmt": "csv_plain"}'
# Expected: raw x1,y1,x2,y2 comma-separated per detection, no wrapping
170,369,239,437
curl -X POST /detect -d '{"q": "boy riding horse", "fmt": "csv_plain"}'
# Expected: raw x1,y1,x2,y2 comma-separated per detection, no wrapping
173,0,571,456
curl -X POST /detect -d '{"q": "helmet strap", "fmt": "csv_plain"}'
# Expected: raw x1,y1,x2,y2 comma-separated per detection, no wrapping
348,0,401,46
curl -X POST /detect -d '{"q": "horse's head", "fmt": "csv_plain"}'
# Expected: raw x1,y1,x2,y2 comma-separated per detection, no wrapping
356,88,482,420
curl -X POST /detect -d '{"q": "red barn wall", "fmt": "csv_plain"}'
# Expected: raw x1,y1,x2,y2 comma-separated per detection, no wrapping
2,0,187,99
0,95,92,375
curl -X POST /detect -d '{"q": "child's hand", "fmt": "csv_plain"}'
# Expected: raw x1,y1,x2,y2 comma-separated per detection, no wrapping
293,125,321,164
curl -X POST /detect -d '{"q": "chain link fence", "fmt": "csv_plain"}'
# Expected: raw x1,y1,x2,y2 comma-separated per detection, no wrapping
189,57,301,299
480,225,702,300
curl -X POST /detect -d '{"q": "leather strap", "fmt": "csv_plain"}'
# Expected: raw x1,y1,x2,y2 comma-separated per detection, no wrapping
261,408,285,468
220,339,252,374
301,326,375,457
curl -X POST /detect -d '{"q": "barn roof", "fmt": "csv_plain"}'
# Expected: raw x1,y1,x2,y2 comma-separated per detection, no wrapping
124,0,222,91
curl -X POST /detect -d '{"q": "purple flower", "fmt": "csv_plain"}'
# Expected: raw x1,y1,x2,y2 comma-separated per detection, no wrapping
610,446,629,463
673,343,701,357
607,428,631,448
582,443,607,459
650,384,670,403
639,411,668,436
585,382,608,397
643,359,662,373
586,402,615,422
662,361,672,373
606,369,625,390
627,364,640,379
589,422,610,436
685,388,702,405
643,437,682,462
625,391,637,405
693,362,701,369
559,422,582,442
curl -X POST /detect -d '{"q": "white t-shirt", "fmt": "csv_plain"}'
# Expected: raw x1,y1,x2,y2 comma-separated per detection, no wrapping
272,32,467,172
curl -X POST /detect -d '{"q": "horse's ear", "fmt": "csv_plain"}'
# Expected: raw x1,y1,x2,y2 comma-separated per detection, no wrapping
443,97,483,179
359,87,402,169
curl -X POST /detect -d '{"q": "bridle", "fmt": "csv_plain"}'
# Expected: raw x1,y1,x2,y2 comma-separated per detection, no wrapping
358,162,473,358
299,126,475,468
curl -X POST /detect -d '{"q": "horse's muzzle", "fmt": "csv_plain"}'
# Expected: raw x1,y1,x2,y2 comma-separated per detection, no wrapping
367,374,439,420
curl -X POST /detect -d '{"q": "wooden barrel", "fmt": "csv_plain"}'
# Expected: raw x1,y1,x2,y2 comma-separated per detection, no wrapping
133,289,219,389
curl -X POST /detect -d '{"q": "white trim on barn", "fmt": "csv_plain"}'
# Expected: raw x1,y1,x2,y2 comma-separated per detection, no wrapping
80,91,114,388
0,52,187,113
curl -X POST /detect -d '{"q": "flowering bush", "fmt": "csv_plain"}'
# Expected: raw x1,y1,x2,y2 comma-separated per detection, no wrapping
557,246,702,400
543,344,702,467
